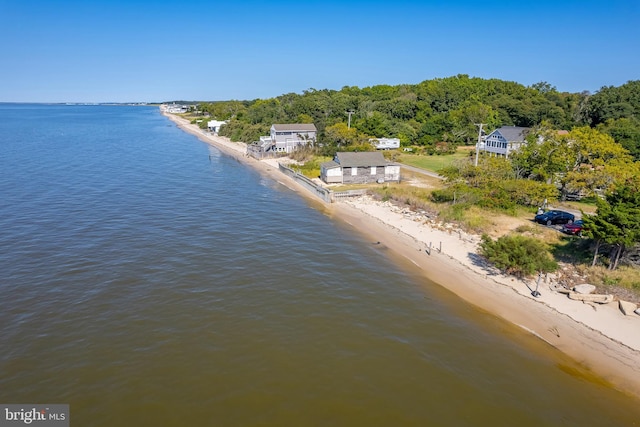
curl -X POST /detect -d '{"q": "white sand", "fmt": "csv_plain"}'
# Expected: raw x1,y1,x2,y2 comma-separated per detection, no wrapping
161,106,640,398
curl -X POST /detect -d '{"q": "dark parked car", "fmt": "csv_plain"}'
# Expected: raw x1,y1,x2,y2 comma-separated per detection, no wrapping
534,210,575,226
562,220,584,236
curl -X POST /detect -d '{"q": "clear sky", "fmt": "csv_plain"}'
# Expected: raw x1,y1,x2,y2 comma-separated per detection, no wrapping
1,0,638,103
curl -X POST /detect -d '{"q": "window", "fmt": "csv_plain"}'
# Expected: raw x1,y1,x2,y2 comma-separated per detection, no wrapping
371,166,376,175
351,167,358,176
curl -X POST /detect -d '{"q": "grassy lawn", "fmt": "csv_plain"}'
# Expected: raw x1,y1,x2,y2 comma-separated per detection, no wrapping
395,147,474,173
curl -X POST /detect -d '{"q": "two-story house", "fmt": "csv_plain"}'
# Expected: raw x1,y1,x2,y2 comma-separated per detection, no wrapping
479,126,530,158
269,124,317,153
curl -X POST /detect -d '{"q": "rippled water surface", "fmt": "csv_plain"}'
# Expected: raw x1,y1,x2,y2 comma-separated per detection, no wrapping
1,104,639,426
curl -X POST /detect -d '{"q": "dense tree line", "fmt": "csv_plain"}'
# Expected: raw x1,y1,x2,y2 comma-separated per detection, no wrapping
188,76,640,272
195,76,640,158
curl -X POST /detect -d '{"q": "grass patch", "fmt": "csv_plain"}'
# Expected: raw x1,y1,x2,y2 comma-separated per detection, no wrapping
555,200,597,215
296,156,332,179
551,238,640,301
514,224,537,234
370,185,435,212
581,265,640,299
396,149,471,173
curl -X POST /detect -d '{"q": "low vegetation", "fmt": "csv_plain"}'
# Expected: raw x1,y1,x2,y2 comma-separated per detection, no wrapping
395,149,472,172
552,236,640,301
479,234,558,278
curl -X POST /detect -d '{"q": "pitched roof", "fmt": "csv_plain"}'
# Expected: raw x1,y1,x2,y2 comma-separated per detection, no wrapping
492,126,530,142
321,160,340,169
335,152,389,167
271,123,317,132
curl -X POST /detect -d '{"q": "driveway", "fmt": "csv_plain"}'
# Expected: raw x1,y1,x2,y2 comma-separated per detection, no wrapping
401,164,442,179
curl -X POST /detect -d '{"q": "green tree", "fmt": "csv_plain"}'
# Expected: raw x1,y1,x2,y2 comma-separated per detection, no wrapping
438,156,557,209
355,111,390,137
587,80,640,125
479,234,558,278
511,122,573,182
201,77,640,162
561,127,636,197
582,183,640,269
246,98,286,125
323,122,369,153
597,117,640,160
513,125,638,197
447,101,500,145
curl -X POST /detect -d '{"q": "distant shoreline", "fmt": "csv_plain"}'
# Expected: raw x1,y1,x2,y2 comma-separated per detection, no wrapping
160,106,640,399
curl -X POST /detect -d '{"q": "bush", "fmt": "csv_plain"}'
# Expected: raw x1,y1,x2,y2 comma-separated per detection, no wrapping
476,187,517,211
479,234,558,278
430,184,481,205
430,188,456,203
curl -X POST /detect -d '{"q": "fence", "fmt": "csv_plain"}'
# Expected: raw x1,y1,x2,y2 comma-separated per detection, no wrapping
278,163,333,203
332,189,368,199
277,164,368,203
247,147,289,160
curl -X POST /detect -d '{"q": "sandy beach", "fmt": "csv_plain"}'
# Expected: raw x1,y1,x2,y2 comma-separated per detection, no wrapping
161,106,640,398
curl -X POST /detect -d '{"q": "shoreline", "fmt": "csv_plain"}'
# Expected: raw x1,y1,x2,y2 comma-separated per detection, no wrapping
160,107,640,399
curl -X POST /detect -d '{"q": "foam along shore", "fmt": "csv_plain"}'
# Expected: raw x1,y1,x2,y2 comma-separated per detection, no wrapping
160,107,640,398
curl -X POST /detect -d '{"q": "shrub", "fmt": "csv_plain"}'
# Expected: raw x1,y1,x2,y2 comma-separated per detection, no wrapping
430,184,481,205
476,187,517,211
430,188,456,203
479,234,558,278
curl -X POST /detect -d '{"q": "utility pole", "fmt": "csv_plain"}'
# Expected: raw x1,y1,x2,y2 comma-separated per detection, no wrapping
474,123,485,167
346,110,354,128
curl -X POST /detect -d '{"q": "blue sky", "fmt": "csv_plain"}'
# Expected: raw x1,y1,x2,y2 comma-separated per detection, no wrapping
1,0,638,102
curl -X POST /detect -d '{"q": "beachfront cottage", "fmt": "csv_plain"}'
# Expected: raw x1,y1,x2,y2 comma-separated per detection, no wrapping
269,123,317,153
248,123,317,159
207,120,228,134
320,152,400,184
478,126,530,158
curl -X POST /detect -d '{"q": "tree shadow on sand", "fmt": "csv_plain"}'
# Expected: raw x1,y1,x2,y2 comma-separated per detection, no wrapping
467,252,503,276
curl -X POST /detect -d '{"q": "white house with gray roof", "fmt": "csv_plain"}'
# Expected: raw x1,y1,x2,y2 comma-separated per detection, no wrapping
268,123,317,153
207,120,228,134
479,126,530,158
320,152,400,184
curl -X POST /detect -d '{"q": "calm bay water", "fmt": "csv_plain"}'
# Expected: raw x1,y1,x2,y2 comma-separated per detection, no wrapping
1,104,639,426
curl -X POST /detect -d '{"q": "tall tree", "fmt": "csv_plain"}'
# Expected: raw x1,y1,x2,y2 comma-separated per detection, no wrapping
586,80,640,125
513,125,638,197
561,127,637,197
597,117,640,160
582,182,640,269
